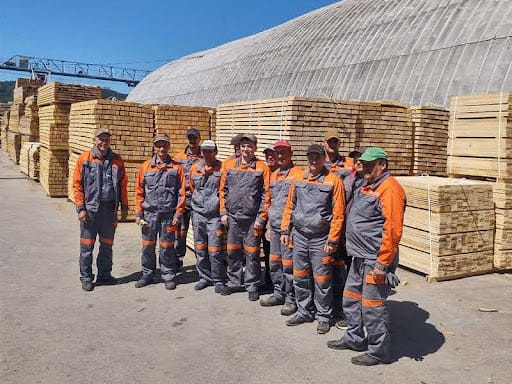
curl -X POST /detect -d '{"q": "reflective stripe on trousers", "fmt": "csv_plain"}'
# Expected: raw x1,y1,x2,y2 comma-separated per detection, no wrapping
175,209,191,258
79,202,116,282
292,229,332,322
192,212,226,284
141,211,179,282
342,257,391,362
226,219,261,292
269,229,295,304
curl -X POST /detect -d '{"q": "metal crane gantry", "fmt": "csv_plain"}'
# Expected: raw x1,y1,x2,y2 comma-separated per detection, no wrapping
0,55,150,87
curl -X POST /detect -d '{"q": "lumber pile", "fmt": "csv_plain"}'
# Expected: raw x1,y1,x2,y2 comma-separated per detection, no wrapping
38,104,71,150
397,176,495,281
39,147,68,197
492,183,512,270
18,95,39,139
410,105,449,176
13,84,39,105
19,142,41,180
8,103,24,134
7,131,21,164
215,97,414,173
37,82,101,107
0,111,9,150
68,99,155,219
153,105,216,157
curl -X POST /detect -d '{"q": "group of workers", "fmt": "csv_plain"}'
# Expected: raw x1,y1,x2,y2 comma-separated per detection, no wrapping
73,126,406,366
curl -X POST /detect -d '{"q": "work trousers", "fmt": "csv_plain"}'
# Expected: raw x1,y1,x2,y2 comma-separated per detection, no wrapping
342,257,391,362
175,208,191,259
269,229,295,304
226,218,261,292
140,211,179,282
292,229,333,323
332,245,348,319
79,202,116,282
192,213,225,284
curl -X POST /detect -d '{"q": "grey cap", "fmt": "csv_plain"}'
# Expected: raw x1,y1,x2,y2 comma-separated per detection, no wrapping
200,139,217,150
240,133,257,144
186,127,201,138
306,143,325,155
263,144,275,153
230,133,244,145
153,133,170,144
94,128,112,137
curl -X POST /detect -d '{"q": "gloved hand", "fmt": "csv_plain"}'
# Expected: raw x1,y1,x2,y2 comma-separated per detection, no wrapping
386,272,400,288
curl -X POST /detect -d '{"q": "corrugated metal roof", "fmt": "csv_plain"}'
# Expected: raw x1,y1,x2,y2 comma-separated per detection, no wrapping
127,0,512,107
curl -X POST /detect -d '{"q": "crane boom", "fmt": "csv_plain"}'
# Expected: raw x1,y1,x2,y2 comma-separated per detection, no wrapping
0,55,150,87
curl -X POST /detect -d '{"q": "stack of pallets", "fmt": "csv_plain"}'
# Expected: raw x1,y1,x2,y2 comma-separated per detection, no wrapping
397,176,495,281
19,142,41,180
215,97,414,173
447,92,512,270
68,99,154,219
153,105,216,156
410,105,449,176
38,82,101,197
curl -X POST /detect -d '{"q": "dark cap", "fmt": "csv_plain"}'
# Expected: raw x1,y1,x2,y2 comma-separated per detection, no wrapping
94,128,112,137
153,133,170,144
230,133,244,145
349,146,367,158
186,127,201,138
240,133,257,144
306,143,325,155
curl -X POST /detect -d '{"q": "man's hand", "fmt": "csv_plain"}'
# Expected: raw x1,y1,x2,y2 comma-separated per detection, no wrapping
265,229,271,241
171,217,180,227
323,243,336,255
280,234,289,246
254,221,263,230
120,208,128,221
221,215,229,227
78,210,88,222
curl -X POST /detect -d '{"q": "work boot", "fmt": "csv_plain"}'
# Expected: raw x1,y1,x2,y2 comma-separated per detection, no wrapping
81,280,93,292
286,314,314,326
214,283,225,294
335,318,348,330
327,339,367,351
194,280,209,291
248,290,259,301
134,278,151,288
317,321,330,334
351,353,382,366
259,294,285,307
96,275,118,286
280,303,298,316
164,281,177,290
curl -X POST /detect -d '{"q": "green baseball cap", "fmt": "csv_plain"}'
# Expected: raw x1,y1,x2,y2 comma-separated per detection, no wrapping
359,147,387,162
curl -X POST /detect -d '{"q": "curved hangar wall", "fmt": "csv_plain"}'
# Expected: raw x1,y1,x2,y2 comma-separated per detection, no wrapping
127,0,512,108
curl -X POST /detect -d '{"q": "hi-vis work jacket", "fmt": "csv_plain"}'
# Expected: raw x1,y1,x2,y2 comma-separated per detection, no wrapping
281,168,345,247
190,159,223,218
73,148,128,214
219,156,270,224
135,155,186,218
345,171,405,269
267,164,303,231
173,146,202,209
325,155,353,180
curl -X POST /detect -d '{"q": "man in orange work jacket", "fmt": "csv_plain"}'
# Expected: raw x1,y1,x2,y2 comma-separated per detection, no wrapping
219,133,271,301
134,134,186,290
173,127,202,266
327,147,406,366
73,128,128,292
281,143,345,334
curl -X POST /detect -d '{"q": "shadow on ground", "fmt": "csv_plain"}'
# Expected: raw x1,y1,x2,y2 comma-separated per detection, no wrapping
389,300,445,362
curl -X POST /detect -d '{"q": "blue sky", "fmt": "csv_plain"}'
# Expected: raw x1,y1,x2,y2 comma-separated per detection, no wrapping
0,0,340,94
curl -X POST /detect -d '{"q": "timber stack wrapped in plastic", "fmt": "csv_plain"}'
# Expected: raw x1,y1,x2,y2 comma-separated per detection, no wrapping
397,176,495,281
447,92,512,270
68,99,154,219
37,82,101,197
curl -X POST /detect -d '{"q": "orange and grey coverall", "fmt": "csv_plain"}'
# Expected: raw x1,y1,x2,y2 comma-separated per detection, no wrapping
267,164,303,304
325,155,354,317
342,171,405,362
73,147,128,282
173,147,202,260
135,155,186,282
281,168,345,323
219,157,270,293
190,159,225,285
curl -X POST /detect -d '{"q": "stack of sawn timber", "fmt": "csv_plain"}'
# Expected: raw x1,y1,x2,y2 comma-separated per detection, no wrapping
215,97,414,173
397,176,495,281
38,82,101,197
18,95,39,141
411,105,449,176
19,142,41,180
447,92,512,270
153,104,215,157
0,103,11,148
68,99,154,220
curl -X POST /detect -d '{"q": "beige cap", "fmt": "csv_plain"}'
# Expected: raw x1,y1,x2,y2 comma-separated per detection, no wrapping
153,133,170,144
324,128,340,141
